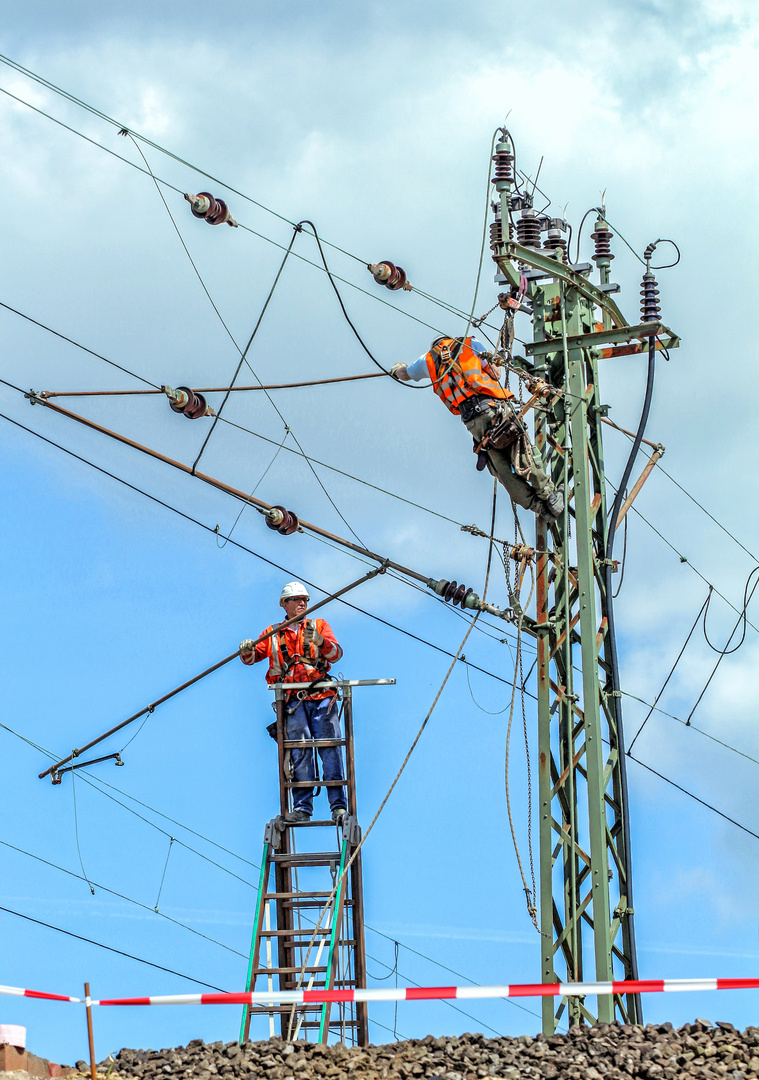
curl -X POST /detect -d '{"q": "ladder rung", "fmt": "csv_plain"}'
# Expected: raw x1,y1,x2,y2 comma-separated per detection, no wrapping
267,892,353,901
258,927,332,938
252,972,330,980
244,1004,325,1015
285,779,346,788
286,819,348,828
271,852,341,866
282,739,346,749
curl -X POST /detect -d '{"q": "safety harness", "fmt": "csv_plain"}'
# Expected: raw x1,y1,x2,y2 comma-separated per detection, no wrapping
267,619,331,699
425,337,511,416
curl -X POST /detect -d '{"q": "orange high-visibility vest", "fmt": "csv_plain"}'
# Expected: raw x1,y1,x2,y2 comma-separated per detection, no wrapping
265,619,330,687
425,337,511,416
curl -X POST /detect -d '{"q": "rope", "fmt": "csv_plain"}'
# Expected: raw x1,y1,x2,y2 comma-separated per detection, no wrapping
289,484,501,994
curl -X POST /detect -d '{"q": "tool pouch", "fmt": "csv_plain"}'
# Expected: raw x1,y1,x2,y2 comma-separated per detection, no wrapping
485,410,523,450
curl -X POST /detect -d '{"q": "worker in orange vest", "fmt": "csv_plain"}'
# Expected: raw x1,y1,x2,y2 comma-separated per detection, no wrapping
391,336,563,520
239,581,347,825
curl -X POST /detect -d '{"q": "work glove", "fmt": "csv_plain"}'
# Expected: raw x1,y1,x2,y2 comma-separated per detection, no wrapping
389,362,407,381
239,639,255,657
302,622,324,651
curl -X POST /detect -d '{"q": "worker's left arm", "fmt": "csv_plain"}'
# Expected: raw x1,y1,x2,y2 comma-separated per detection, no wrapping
315,619,343,663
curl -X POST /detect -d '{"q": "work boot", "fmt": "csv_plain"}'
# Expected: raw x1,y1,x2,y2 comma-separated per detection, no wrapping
541,485,564,520
283,809,311,824
331,807,347,825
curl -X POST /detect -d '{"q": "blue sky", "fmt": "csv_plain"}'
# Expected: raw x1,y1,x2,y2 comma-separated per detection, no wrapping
2,0,759,1065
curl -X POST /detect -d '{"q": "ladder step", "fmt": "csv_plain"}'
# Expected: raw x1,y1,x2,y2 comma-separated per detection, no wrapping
285,779,346,788
282,739,346,748
258,927,332,938
271,852,342,866
285,819,349,828
252,972,330,980
267,892,354,901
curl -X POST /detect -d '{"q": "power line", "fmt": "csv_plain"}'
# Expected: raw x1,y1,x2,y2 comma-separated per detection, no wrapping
627,754,759,843
608,420,759,568
0,297,459,528
0,410,520,690
0,836,247,959
0,76,469,338
0,300,158,387
0,904,228,991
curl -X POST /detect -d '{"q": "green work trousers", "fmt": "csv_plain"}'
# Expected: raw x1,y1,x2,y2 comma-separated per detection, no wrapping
463,401,553,512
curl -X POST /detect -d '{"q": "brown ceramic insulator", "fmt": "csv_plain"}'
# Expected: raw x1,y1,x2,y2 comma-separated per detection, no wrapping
491,150,514,185
640,272,661,322
516,213,542,249
591,223,615,262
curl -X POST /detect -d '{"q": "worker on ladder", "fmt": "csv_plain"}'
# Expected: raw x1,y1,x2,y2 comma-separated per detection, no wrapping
239,581,349,825
391,336,563,520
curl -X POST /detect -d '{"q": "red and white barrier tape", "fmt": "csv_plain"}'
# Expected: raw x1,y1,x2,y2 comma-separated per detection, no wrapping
0,984,82,1003
3,979,759,1007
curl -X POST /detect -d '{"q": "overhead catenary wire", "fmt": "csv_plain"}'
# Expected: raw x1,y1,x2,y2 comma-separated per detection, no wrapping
289,488,501,993
2,709,532,1027
627,754,759,843
627,588,713,755
9,291,753,607
0,69,486,338
125,144,371,548
39,565,386,780
0,836,248,959
0,905,229,991
684,567,759,726
40,372,387,398
0,410,522,690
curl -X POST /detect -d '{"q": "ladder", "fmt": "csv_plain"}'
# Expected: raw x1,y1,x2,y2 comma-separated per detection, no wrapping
240,679,393,1046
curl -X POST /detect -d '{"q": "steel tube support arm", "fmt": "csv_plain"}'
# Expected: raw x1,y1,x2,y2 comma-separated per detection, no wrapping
38,567,384,781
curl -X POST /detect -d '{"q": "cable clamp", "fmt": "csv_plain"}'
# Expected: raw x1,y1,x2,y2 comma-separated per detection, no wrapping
25,389,43,406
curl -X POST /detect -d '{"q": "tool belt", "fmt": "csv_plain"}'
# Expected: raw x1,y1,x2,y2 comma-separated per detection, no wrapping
471,401,526,470
459,394,496,423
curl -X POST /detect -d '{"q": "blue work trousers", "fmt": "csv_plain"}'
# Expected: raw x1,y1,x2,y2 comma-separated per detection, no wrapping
286,696,346,816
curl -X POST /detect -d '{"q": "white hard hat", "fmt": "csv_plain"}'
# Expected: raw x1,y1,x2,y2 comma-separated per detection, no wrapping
280,581,310,607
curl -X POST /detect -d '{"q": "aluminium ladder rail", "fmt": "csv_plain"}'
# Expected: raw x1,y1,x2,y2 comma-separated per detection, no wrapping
240,679,393,1046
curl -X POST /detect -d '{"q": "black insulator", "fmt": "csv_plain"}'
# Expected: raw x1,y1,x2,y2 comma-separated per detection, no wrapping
170,386,208,419
491,149,515,186
435,579,475,608
640,271,661,322
516,211,542,249
265,505,300,536
442,579,458,602
490,218,502,249
544,233,568,260
591,222,615,263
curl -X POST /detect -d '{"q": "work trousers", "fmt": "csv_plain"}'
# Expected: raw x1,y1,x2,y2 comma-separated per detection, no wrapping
463,401,553,512
285,695,347,816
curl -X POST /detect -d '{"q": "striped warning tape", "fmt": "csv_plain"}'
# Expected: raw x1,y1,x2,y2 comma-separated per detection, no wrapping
0,984,82,1003
3,979,759,1006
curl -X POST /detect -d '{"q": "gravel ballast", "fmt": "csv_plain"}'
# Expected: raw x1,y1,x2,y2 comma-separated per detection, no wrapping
107,1021,759,1080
